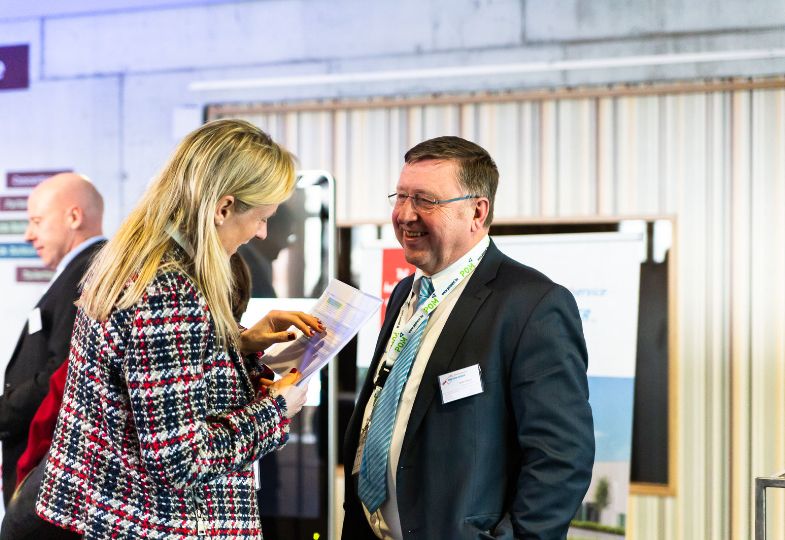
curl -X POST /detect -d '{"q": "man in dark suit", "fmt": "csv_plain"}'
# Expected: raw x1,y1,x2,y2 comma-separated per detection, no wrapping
0,172,104,504
342,137,594,540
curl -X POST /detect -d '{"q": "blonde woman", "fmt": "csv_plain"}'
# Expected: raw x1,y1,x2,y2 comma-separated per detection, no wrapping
35,119,323,539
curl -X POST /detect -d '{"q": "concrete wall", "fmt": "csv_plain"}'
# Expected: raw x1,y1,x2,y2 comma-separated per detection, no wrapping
2,2,785,538
1,0,784,230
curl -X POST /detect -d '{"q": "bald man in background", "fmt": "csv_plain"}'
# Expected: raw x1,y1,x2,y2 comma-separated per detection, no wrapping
0,173,105,502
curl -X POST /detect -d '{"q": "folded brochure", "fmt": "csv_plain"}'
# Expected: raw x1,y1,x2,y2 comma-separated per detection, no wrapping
261,279,382,385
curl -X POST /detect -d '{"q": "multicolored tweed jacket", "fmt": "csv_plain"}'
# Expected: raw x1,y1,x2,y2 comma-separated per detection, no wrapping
36,268,290,539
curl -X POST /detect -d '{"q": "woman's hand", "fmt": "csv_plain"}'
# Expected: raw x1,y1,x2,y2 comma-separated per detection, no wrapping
258,369,308,419
240,310,324,354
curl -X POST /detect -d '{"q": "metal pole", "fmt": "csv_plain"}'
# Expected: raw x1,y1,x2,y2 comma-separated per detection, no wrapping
755,477,766,540
323,172,338,540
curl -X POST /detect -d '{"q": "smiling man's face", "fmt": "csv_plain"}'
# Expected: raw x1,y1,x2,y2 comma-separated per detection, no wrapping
392,160,479,276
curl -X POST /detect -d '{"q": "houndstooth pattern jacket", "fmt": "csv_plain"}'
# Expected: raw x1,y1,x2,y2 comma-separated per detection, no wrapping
36,267,290,539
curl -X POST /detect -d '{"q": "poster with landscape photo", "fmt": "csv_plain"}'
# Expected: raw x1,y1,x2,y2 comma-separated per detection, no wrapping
495,233,643,538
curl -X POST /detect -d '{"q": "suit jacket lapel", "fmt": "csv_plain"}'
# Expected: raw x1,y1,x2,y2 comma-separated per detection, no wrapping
6,241,104,372
34,241,101,307
400,241,503,457
356,275,414,410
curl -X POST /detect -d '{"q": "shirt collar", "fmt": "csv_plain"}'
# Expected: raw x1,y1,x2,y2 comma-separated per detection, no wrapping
412,234,490,295
52,235,105,281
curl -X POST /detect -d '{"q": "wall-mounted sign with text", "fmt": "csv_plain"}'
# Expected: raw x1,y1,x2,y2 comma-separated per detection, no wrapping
6,170,71,188
16,266,54,283
0,220,27,235
0,242,36,258
0,44,29,91
0,196,27,212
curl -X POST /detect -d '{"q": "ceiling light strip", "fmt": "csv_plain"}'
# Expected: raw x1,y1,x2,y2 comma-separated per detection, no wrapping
189,48,785,91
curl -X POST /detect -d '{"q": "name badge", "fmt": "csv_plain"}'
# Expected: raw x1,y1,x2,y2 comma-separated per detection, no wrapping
438,364,484,404
28,307,42,334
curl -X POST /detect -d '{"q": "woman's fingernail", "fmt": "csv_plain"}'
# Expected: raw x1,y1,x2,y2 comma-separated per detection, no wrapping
290,368,298,373
287,332,295,340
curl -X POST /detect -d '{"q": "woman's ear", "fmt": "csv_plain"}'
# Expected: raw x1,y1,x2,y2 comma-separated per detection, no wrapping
214,195,235,226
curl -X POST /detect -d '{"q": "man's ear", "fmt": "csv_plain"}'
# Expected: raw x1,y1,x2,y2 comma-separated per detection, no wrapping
471,198,490,232
214,195,235,226
66,206,84,230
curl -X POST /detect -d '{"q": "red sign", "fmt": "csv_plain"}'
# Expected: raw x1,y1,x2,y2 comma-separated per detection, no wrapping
6,170,70,188
380,248,414,325
0,44,29,90
0,196,27,212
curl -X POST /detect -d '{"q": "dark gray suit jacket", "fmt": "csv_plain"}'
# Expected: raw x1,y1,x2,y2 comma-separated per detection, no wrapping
0,240,104,501
342,240,594,540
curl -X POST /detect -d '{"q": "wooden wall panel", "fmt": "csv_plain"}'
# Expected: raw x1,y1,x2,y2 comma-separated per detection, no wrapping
209,80,785,539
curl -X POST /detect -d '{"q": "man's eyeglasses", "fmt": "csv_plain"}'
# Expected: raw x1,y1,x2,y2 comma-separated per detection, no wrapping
387,193,481,212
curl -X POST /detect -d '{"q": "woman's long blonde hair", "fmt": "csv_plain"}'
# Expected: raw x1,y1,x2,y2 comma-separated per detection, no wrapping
80,119,296,347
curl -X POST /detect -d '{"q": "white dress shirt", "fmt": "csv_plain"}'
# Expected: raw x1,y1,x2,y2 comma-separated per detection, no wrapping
360,235,490,539
41,235,105,296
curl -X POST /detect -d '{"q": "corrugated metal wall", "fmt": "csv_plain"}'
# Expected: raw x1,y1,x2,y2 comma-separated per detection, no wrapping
210,79,785,539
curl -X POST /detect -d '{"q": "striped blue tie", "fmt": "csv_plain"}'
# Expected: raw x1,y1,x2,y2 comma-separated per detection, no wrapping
358,277,434,513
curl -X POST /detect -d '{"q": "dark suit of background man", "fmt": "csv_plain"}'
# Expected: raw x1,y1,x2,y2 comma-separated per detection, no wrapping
342,137,595,540
0,172,104,504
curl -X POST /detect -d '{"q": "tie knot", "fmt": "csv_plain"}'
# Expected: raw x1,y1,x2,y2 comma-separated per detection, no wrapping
418,277,434,304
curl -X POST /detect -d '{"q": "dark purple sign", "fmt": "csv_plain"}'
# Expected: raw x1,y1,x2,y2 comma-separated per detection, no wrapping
6,170,70,188
0,44,29,90
0,196,27,212
16,266,54,283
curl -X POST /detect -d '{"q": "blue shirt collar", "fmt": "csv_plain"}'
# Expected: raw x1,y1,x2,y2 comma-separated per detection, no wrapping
51,235,105,282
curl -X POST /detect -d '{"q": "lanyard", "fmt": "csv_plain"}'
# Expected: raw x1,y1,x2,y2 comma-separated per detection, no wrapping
372,244,487,389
